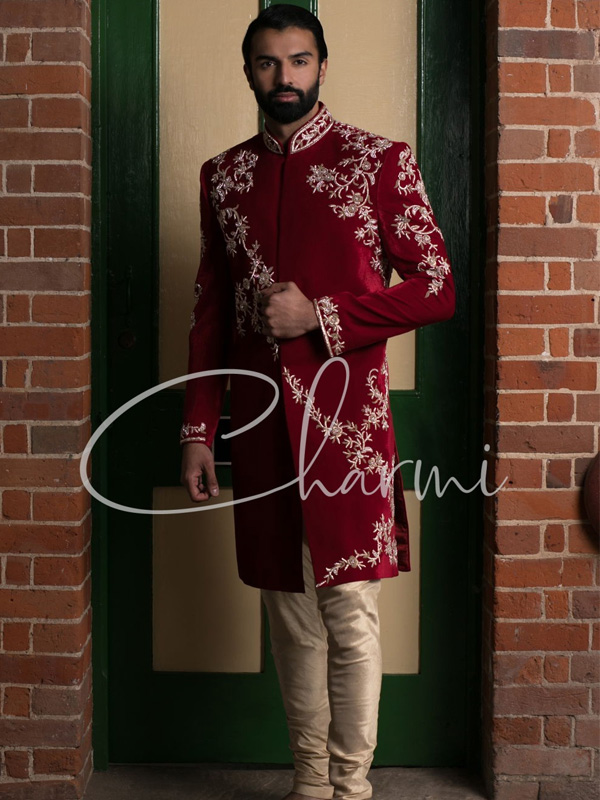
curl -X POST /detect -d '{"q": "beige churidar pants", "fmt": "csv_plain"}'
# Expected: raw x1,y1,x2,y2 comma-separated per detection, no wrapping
260,527,383,800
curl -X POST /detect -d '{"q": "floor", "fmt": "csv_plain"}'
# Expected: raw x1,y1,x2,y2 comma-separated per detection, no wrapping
84,765,489,800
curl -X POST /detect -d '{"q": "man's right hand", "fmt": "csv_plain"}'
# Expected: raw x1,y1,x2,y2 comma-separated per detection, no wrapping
180,442,220,502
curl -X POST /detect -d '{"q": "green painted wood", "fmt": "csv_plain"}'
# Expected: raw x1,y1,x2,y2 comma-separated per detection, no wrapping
93,0,483,768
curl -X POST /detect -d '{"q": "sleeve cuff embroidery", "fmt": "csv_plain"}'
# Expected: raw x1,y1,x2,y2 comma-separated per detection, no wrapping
180,421,208,445
313,296,345,357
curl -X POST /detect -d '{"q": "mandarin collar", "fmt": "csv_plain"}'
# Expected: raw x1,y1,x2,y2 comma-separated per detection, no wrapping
263,102,334,155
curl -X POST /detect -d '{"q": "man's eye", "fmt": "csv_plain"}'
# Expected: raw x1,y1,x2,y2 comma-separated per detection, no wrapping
259,61,274,68
294,60,307,65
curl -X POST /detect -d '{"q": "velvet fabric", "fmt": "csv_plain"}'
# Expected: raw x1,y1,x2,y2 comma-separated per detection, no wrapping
181,102,455,591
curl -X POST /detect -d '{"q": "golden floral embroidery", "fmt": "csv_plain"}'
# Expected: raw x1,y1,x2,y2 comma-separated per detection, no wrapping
210,149,258,204
307,123,393,280
263,105,334,155
180,421,207,444
394,144,451,297
313,296,345,357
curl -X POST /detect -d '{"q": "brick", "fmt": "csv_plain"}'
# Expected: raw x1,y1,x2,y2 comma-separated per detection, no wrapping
575,717,600,747
498,262,545,291
544,715,572,746
547,129,571,159
495,558,563,588
497,458,544,489
0,585,88,622
545,589,569,617
574,329,599,357
33,745,85,777
0,327,89,358
496,621,589,651
6,293,30,324
573,261,599,291
7,229,31,258
0,197,87,227
574,128,600,158
499,163,594,192
0,457,82,488
496,525,541,555
0,262,90,292
0,0,88,28
573,63,600,92
498,129,545,160
495,686,589,715
499,62,546,93
0,717,83,749
577,0,600,27
572,589,600,618
497,488,582,521
499,196,546,225
551,0,578,26
499,97,596,127
34,228,90,259
494,716,542,745
499,0,548,26
6,164,32,193
31,31,90,65
33,491,89,522
4,750,29,780
31,359,90,390
0,391,90,425
0,65,85,95
562,557,596,585
572,652,600,683
0,131,86,162
6,33,30,63
32,683,88,717
3,686,30,717
577,194,600,223
0,521,89,555
576,394,600,422
5,555,30,584
2,490,30,520
35,164,90,194
547,261,572,291
494,589,542,619
0,97,28,128
498,296,595,325
3,621,30,652
494,653,544,685
498,29,595,59
3,424,28,453
545,525,566,554
548,64,572,92
547,393,574,422
499,227,596,258
498,327,544,355
548,195,573,223
549,327,569,357
5,360,30,389
498,393,545,422
33,615,89,653
498,361,596,392
34,552,89,588
31,97,89,131
31,424,88,454
546,459,571,488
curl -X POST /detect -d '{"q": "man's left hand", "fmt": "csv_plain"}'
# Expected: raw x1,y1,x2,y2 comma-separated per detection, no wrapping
258,281,319,339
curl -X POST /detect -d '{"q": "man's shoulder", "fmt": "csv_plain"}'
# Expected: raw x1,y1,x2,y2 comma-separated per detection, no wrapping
329,118,401,156
200,133,263,175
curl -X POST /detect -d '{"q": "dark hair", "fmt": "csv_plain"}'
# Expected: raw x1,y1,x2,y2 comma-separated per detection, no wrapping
242,4,328,69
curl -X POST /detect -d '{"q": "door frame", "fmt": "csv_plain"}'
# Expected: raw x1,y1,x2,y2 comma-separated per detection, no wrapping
90,0,486,772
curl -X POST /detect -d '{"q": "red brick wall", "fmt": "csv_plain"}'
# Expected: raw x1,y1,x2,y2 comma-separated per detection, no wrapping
0,0,93,797
483,1,600,798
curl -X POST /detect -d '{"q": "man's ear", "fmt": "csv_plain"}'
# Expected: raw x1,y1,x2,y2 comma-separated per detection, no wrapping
318,58,328,86
243,63,254,90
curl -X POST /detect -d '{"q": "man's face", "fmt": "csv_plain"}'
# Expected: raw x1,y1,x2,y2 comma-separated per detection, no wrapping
244,26,327,125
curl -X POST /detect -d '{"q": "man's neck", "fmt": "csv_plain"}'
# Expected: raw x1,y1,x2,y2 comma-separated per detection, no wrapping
264,101,321,147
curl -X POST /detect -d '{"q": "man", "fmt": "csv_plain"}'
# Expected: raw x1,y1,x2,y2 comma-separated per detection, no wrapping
181,6,455,799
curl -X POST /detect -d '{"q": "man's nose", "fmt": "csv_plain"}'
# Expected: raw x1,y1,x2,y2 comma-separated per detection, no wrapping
276,62,293,86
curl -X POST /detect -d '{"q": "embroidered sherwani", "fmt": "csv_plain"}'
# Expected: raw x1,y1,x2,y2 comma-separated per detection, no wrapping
181,102,455,592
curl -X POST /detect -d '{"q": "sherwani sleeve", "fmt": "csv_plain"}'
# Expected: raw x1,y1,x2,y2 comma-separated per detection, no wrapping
312,140,455,356
180,161,234,449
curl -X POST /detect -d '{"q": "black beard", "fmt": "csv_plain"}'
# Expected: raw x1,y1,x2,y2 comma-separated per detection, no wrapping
254,77,320,124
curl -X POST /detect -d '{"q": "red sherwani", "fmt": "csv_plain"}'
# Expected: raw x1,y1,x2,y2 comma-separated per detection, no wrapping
181,102,455,592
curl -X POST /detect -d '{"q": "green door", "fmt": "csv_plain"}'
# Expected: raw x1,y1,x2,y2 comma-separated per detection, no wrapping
91,0,484,771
